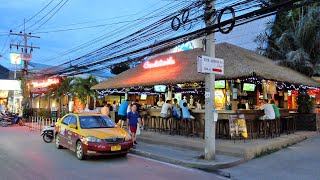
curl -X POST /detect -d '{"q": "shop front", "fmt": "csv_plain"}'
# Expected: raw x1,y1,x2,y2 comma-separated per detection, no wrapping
92,43,320,137
0,80,22,114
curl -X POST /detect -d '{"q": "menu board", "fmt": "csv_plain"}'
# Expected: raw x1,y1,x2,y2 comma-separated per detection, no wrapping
229,114,248,139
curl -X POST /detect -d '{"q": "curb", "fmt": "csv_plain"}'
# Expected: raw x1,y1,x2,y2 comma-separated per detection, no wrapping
130,148,245,177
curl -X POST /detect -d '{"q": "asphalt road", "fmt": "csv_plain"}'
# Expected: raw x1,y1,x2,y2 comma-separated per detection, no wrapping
225,134,320,180
0,126,225,180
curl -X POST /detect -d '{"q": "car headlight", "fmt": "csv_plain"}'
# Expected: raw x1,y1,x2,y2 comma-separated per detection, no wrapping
84,136,102,143
125,134,132,141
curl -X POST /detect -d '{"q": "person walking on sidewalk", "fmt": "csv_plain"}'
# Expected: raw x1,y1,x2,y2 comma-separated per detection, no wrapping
127,104,141,146
118,100,129,128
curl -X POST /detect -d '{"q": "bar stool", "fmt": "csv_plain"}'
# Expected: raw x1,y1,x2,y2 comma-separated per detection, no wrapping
168,117,179,135
281,116,295,135
182,118,193,137
144,116,150,131
193,119,201,137
245,120,255,139
257,119,275,139
150,116,158,132
158,116,164,133
216,119,229,138
275,118,281,137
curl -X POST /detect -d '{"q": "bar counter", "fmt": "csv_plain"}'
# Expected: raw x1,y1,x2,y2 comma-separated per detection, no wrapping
144,108,291,138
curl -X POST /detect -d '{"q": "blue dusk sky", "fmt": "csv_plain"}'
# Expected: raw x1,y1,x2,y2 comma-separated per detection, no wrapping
0,0,271,73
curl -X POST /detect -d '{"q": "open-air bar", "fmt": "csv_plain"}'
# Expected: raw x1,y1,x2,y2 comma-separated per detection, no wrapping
92,42,320,139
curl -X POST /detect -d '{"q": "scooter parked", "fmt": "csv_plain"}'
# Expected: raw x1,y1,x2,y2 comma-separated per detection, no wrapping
41,126,55,143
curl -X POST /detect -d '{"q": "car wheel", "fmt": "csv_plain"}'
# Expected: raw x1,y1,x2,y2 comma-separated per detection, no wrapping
76,141,87,160
55,135,63,149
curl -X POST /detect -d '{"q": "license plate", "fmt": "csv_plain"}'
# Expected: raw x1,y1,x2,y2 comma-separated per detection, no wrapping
111,145,121,151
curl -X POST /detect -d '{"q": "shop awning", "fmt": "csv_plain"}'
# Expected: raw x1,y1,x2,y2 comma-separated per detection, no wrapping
92,43,320,90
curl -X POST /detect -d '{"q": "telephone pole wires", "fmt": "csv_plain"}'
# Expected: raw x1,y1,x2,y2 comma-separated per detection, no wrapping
9,19,40,109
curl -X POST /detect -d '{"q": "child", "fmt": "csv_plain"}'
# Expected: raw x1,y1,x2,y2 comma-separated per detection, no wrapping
127,104,141,145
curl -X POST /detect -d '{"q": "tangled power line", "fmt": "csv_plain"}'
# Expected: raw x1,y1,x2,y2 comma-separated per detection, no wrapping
35,0,317,78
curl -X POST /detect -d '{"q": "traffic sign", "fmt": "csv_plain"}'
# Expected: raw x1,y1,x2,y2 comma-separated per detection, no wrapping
197,55,224,75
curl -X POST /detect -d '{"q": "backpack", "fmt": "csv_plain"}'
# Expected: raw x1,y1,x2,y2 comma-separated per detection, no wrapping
172,107,181,118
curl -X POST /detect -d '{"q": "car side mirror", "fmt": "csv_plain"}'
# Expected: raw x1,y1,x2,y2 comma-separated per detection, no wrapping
69,124,77,129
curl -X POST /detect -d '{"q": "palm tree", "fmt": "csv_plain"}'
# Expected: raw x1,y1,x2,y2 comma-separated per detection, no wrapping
256,4,320,76
47,77,74,117
72,75,98,110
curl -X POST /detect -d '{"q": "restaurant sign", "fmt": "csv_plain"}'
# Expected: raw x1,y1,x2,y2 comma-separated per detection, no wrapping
30,78,60,88
197,56,224,75
143,57,175,69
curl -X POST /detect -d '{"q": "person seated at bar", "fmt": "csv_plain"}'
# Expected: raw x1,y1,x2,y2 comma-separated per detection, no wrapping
157,97,165,107
172,98,181,119
182,102,195,120
259,99,275,120
101,101,110,117
160,100,172,118
270,100,280,119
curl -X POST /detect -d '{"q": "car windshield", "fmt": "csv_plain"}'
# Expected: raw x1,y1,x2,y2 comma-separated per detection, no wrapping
79,116,115,129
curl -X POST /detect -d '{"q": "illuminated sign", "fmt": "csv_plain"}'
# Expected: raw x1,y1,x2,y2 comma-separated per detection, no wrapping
0,90,9,98
10,53,22,65
31,78,60,88
174,41,194,52
143,57,175,69
0,80,21,90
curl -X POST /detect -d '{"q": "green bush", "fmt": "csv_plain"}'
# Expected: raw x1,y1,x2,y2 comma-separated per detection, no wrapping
23,108,31,118
297,90,313,114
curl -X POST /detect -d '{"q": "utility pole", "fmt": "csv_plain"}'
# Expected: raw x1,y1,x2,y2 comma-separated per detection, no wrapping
9,19,40,109
204,0,216,160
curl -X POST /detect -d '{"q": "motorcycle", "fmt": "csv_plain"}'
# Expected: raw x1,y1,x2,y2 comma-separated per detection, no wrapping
41,126,55,143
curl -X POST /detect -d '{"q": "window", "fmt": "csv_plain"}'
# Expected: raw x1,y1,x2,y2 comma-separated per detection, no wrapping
69,116,77,125
62,116,71,125
79,116,115,129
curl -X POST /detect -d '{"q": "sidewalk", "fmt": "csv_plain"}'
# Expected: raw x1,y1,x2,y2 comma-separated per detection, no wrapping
130,141,244,173
135,130,317,160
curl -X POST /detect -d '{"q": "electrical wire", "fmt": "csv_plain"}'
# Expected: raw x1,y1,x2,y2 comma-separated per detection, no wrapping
31,0,70,32
11,0,55,31
56,0,311,76
36,0,296,74
26,0,65,31
37,0,186,65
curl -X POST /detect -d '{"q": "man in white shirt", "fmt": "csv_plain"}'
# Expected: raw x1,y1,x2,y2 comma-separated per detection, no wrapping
260,100,275,120
157,97,165,107
160,100,172,118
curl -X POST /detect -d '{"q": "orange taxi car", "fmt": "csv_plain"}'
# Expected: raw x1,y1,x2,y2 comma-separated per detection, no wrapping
55,112,133,160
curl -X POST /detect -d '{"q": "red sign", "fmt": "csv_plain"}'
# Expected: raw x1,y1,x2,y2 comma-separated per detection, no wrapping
143,57,176,69
31,78,60,88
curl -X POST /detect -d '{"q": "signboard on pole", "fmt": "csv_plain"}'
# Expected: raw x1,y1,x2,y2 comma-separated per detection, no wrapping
20,53,32,61
10,53,22,65
0,80,21,90
197,56,224,75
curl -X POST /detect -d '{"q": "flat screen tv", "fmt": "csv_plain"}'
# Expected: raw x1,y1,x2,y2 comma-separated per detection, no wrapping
243,83,256,91
140,94,147,100
215,80,226,89
154,85,166,92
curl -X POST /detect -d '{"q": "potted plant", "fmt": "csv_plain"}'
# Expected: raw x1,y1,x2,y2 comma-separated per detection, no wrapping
296,90,316,131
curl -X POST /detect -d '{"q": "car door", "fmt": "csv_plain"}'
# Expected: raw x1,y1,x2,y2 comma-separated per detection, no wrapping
58,115,72,147
66,115,79,151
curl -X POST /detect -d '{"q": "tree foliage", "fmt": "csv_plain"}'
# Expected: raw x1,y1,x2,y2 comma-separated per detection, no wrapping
256,4,320,76
72,75,98,104
110,64,130,75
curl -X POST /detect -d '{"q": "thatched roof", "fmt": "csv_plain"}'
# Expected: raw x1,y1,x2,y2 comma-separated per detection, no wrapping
92,43,320,90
